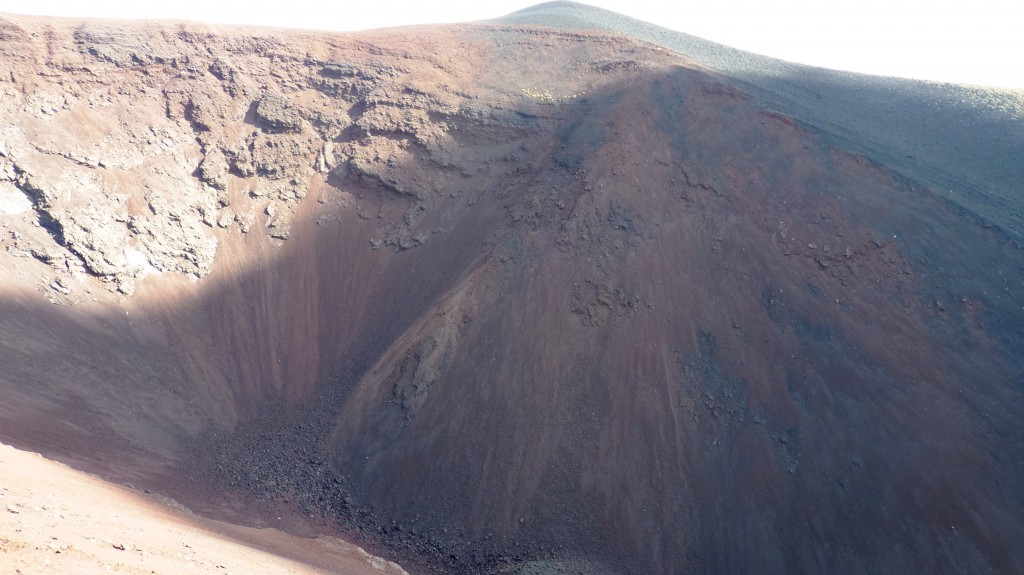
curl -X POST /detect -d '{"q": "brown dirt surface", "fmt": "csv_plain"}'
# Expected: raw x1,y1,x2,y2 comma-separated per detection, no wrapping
0,442,407,575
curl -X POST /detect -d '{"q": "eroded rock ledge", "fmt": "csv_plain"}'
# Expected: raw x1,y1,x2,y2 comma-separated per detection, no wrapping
1,16,635,301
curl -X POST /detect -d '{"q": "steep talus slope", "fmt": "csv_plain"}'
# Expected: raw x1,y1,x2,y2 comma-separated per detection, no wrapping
329,67,1024,574
0,8,1022,575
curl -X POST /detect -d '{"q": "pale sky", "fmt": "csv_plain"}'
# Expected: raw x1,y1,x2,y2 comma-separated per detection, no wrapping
4,0,1022,89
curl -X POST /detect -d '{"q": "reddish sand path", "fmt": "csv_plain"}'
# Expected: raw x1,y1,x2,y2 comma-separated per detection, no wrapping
0,442,408,575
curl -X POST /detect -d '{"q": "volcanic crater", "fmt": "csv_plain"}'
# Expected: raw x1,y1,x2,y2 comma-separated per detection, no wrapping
1,3,1023,574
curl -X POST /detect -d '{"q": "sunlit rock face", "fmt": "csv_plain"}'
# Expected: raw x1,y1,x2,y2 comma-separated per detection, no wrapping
1,5,1022,574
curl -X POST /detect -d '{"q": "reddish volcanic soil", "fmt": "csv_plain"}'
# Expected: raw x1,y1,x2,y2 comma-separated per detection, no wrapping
0,442,407,575
1,4,1023,575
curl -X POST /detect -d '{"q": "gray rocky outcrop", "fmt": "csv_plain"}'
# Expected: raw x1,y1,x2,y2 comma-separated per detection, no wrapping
254,91,303,133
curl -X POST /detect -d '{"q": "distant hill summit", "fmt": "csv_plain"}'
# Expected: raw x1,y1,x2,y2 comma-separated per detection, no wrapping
501,1,1024,238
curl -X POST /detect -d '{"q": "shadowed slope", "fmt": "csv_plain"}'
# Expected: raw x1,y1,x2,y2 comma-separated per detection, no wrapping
500,1,1024,237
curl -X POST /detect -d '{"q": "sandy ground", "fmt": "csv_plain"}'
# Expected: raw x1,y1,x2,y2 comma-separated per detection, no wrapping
0,442,408,575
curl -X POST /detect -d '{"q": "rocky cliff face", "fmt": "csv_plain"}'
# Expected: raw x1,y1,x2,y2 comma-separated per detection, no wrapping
0,16,478,298
1,10,1023,575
